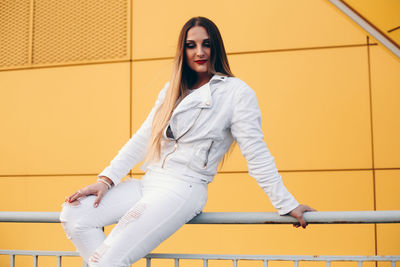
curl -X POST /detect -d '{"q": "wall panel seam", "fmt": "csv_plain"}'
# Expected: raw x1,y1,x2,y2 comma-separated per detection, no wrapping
28,0,34,66
128,0,133,178
366,35,378,257
0,44,379,72
3,168,400,178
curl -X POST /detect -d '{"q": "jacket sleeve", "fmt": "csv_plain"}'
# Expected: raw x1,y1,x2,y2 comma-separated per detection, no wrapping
230,83,299,215
97,81,169,186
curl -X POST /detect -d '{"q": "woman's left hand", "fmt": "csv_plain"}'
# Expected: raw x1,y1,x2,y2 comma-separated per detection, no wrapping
289,204,316,228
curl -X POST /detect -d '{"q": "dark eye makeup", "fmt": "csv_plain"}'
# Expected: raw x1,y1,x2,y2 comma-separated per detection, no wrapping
185,40,210,49
185,43,196,48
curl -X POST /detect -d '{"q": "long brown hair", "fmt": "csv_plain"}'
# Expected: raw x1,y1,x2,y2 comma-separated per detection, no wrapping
145,17,234,162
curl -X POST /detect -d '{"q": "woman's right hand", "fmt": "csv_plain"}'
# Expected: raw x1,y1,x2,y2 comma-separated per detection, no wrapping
288,204,316,228
65,179,110,208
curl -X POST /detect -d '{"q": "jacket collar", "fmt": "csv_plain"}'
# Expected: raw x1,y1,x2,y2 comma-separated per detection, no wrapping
173,73,228,112
209,73,228,84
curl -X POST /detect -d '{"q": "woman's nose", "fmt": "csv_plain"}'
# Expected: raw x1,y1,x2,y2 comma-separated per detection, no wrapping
196,47,205,57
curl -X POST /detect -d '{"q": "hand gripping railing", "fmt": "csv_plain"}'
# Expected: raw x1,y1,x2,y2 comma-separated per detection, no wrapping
1,211,400,267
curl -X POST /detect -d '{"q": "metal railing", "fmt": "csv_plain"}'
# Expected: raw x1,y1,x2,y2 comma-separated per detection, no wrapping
2,210,400,224
1,211,400,267
144,254,400,267
0,250,399,267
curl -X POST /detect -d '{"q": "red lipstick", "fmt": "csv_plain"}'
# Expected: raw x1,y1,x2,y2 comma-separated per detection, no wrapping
195,60,207,64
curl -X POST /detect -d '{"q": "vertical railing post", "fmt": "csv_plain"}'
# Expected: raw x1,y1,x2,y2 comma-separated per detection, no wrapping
264,260,268,267
326,261,331,267
203,259,208,267
10,254,15,267
358,261,362,267
57,256,61,267
294,260,299,267
33,255,38,267
233,259,238,267
146,257,151,267
175,258,179,267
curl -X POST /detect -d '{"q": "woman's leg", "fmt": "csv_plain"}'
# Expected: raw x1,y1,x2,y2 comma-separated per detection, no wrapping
88,173,208,267
59,178,143,262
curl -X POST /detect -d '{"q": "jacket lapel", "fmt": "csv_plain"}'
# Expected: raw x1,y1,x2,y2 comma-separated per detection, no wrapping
167,74,227,140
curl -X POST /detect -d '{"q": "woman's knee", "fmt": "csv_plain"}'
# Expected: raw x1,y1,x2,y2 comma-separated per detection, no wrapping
60,198,84,221
59,199,91,236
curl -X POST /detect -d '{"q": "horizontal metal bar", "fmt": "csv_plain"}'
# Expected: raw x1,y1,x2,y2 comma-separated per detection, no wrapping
328,0,400,58
0,250,79,256
1,250,399,262
1,211,400,224
145,254,400,261
188,211,400,224
0,212,60,223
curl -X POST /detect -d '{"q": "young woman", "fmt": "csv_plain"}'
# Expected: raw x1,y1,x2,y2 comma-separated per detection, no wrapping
60,16,314,267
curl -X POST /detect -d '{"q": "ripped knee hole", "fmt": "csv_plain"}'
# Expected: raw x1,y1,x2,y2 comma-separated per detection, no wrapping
89,243,109,263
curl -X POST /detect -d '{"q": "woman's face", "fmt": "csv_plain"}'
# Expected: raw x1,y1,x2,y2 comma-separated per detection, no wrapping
185,26,211,75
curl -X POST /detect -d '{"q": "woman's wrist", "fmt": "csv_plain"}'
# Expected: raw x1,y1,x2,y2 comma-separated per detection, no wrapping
97,176,114,189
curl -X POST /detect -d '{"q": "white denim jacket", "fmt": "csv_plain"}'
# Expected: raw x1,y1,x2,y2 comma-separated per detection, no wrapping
99,74,299,215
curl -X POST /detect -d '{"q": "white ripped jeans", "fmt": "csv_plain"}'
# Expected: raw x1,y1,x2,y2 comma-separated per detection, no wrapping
59,168,208,267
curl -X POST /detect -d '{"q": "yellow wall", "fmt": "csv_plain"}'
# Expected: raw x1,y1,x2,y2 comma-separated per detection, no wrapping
343,0,400,46
1,0,399,266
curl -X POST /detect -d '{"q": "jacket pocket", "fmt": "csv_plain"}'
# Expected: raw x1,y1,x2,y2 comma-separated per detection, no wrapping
203,140,214,169
187,140,214,172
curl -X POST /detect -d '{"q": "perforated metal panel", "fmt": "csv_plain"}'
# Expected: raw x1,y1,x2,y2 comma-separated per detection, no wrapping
0,0,31,69
33,0,129,64
0,0,129,69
